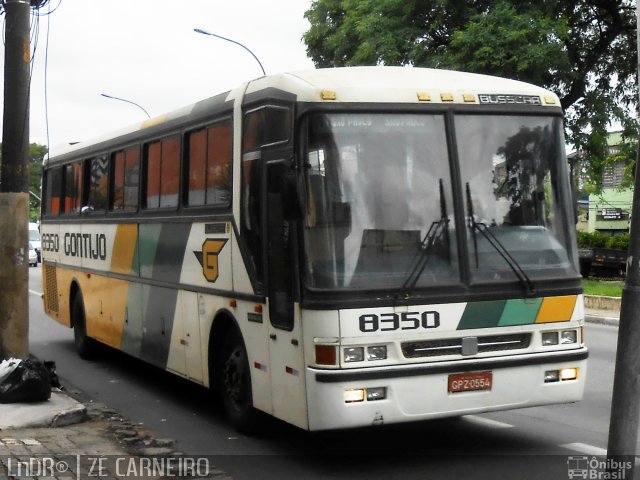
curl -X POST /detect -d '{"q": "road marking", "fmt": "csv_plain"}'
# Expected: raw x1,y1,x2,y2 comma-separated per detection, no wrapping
464,415,514,429
29,289,43,296
561,443,607,456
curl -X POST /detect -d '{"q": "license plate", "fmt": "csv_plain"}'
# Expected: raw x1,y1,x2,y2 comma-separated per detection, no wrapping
448,371,493,393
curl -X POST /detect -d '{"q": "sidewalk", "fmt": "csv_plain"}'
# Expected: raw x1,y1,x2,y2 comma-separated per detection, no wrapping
0,384,231,479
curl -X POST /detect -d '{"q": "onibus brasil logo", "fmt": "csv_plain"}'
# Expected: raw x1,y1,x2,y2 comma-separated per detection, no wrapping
567,456,632,479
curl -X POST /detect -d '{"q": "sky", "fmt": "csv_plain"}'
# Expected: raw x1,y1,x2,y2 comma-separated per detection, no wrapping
0,0,315,151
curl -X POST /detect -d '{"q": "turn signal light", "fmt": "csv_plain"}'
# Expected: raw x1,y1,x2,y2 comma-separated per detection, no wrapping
315,345,337,365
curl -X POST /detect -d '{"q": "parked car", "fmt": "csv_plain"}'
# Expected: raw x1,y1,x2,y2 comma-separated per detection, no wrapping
29,222,41,262
28,242,38,267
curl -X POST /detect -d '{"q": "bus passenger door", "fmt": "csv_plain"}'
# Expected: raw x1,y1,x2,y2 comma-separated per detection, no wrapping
264,150,308,429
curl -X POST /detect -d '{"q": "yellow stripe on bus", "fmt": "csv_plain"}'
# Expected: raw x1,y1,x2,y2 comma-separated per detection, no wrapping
83,275,129,348
111,224,138,275
535,295,577,323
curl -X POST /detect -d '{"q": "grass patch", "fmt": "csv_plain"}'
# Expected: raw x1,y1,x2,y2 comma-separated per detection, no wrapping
582,279,624,297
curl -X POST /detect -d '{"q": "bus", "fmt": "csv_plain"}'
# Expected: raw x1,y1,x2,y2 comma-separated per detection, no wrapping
40,66,587,432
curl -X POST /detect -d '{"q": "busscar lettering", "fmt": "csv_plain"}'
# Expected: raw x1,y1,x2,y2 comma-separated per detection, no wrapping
63,233,107,260
478,94,542,105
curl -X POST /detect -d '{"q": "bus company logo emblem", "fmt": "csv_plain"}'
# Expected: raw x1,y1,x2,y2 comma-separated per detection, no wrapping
194,239,228,282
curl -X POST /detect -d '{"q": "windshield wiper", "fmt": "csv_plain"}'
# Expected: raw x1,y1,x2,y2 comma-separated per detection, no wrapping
465,182,535,297
397,179,450,300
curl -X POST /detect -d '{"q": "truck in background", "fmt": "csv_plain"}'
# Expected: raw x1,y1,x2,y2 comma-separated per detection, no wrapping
579,247,627,277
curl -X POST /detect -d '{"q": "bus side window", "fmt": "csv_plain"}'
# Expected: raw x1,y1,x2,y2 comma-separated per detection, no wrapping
111,146,140,211
186,119,232,207
161,137,180,208
145,136,180,209
86,155,108,212
63,162,83,214
44,167,63,215
206,121,232,205
187,129,207,206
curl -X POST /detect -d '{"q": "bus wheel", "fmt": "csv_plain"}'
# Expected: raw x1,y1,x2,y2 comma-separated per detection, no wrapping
221,331,258,433
72,292,100,360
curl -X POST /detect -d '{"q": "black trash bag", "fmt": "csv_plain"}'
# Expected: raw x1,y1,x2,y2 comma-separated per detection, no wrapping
0,357,51,403
44,360,62,389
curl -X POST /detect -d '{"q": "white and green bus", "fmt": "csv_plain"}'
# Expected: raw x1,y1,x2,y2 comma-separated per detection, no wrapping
41,67,587,432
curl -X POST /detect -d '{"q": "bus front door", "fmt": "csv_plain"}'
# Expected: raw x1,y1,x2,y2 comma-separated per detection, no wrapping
264,152,308,429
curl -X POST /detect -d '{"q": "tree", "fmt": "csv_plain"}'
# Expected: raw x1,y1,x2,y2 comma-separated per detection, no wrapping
0,143,47,221
303,0,637,185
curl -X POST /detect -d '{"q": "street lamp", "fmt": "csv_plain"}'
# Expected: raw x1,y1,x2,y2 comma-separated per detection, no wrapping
194,28,266,76
100,93,151,119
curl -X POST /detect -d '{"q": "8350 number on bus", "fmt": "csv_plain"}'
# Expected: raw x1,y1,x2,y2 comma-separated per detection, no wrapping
359,311,440,333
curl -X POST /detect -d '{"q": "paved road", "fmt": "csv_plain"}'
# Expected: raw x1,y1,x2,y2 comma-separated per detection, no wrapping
27,266,632,479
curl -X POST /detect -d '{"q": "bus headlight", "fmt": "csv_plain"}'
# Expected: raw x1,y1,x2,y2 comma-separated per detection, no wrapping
367,345,387,361
344,347,364,363
344,345,388,363
542,329,578,347
541,332,559,346
560,330,578,344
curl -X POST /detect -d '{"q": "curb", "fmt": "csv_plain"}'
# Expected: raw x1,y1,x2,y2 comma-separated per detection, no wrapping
0,390,87,430
584,295,622,312
585,314,620,327
50,401,88,427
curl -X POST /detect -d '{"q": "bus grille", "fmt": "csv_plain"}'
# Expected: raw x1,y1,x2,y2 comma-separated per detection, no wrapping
43,264,59,313
402,333,532,359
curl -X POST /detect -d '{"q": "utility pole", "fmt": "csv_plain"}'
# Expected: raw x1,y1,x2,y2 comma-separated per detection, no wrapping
0,0,31,360
605,4,640,476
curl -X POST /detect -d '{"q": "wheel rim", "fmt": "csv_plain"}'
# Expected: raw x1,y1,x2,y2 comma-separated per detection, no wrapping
223,346,248,409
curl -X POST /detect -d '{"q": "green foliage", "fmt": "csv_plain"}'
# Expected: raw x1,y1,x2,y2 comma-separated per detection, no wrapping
605,233,630,250
582,279,624,297
577,230,630,250
303,0,637,181
577,231,605,248
0,142,48,221
440,3,572,88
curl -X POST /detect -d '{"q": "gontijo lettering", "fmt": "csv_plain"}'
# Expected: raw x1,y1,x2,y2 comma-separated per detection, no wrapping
64,232,107,260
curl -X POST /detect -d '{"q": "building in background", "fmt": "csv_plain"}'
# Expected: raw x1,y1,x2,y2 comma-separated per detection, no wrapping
572,131,634,234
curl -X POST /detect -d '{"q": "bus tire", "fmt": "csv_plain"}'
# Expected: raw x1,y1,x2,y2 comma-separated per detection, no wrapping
72,292,100,360
221,329,258,433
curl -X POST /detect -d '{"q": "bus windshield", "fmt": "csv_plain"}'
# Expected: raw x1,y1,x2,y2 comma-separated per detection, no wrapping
302,112,577,292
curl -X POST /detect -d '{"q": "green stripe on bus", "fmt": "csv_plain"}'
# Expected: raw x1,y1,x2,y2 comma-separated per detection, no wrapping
498,298,543,326
139,224,163,279
457,300,507,330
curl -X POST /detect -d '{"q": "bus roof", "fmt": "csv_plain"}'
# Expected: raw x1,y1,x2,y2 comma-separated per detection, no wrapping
251,66,558,105
47,66,559,163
